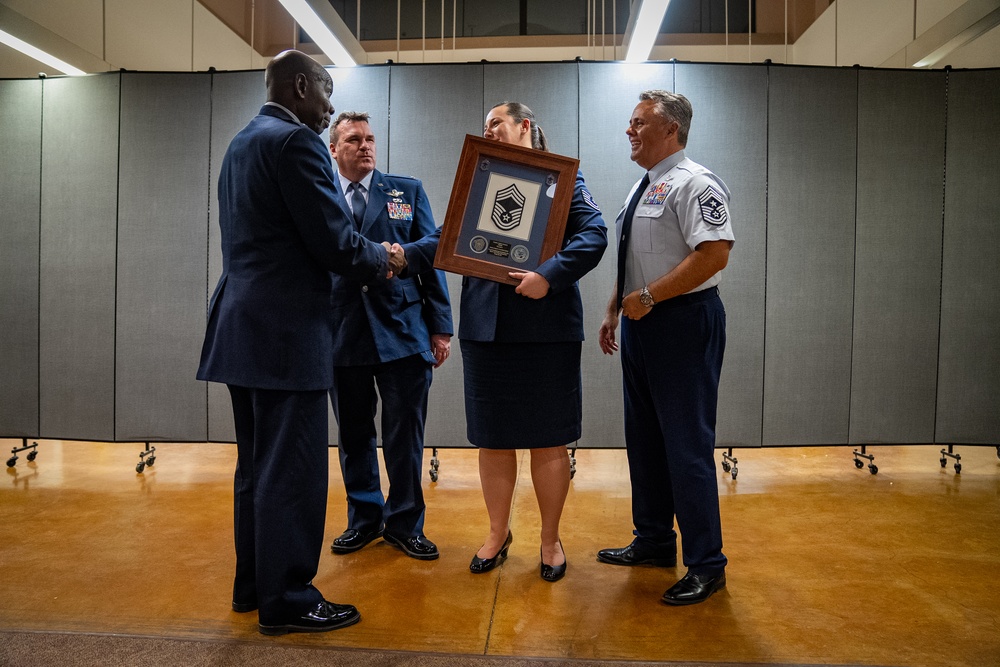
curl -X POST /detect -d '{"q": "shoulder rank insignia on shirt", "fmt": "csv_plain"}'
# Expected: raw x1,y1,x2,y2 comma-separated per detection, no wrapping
698,186,728,226
643,182,671,206
386,189,404,197
581,187,601,212
387,201,413,221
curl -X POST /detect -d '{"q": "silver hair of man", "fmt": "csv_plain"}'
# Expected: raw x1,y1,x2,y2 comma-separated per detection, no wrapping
639,89,693,147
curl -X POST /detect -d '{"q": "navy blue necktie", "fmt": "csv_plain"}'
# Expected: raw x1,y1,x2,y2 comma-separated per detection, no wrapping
349,182,366,228
616,173,650,309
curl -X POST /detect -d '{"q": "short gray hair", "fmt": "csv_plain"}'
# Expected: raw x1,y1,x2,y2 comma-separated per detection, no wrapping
330,111,371,145
639,90,692,146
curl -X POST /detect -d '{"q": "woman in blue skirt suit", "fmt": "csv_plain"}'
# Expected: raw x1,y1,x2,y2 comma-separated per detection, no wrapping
406,102,607,581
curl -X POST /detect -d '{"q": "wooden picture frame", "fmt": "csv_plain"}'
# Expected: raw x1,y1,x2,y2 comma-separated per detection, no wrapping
434,134,579,285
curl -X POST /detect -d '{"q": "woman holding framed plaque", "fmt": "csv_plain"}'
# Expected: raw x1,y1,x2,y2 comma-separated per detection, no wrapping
403,101,607,581
458,102,608,582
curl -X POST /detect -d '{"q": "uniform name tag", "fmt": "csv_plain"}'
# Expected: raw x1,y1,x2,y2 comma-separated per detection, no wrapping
387,202,413,220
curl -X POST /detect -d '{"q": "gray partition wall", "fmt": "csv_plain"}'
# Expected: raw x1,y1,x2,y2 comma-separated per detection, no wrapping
206,70,266,444
115,73,211,441
323,65,392,444
39,75,120,441
0,80,42,438
2,62,999,451
849,70,945,444
387,64,485,451
578,62,674,447
764,66,858,446
483,63,580,158
676,63,768,448
388,64,484,222
937,68,1000,444
326,65,391,167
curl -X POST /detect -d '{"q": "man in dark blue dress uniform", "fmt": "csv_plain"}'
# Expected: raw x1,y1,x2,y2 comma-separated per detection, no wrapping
197,50,404,635
326,112,453,560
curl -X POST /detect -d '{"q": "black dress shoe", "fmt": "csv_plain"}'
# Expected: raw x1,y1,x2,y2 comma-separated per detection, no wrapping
258,600,361,636
661,571,726,606
331,528,383,554
540,541,566,582
383,533,439,560
232,600,258,613
470,531,512,574
597,539,676,567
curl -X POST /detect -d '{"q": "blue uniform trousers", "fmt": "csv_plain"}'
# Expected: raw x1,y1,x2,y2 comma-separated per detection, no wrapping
620,287,728,576
228,385,329,624
329,353,433,538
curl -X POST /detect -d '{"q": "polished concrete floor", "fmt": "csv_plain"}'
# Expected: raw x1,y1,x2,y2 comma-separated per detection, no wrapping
1,438,998,666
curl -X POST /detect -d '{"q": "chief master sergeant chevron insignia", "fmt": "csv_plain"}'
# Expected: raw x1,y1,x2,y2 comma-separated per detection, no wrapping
492,183,526,231
698,185,729,226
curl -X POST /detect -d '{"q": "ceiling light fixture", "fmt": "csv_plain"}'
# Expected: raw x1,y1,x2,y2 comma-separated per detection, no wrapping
624,0,671,63
912,7,1000,67
0,28,86,75
277,0,358,67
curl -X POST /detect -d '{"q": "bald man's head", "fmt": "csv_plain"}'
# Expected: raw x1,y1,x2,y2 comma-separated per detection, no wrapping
264,50,334,135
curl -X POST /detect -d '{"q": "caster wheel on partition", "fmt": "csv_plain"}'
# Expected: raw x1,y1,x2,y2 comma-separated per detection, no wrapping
852,448,875,473
428,447,440,483
954,463,962,474
136,444,156,473
8,441,40,469
940,458,947,468
721,449,739,479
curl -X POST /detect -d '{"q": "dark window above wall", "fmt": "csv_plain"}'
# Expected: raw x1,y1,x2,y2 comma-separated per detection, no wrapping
665,0,752,34
316,0,833,41
322,0,629,40
199,0,834,56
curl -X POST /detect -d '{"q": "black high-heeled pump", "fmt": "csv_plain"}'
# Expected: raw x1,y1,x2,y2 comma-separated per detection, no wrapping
540,540,567,582
469,531,513,574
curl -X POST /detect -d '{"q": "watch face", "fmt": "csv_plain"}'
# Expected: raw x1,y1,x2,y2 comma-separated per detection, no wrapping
640,289,653,306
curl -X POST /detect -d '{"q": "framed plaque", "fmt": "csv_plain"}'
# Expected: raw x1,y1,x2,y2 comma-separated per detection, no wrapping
434,134,579,285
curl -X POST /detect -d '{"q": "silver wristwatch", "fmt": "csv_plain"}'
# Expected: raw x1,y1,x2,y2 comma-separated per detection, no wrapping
639,286,655,307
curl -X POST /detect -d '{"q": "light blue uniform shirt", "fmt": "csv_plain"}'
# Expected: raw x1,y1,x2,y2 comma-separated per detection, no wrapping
619,150,735,297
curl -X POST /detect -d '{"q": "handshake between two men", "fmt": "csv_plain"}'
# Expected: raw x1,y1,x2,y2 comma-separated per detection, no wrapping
380,241,407,278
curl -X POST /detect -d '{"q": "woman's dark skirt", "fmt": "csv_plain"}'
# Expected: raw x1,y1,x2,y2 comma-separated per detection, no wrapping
460,340,582,450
